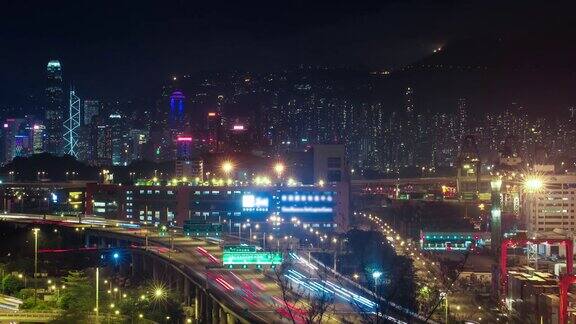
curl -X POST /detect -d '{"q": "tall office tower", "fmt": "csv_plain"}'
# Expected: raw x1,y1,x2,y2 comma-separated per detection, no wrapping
108,113,126,166
76,127,91,162
31,124,45,154
64,89,81,157
128,129,148,162
206,111,220,152
83,99,101,125
90,115,112,166
2,119,18,163
176,135,192,160
174,135,203,180
169,90,186,133
45,60,64,155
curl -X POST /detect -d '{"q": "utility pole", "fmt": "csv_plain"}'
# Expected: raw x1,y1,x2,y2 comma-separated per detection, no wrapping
32,228,39,303
95,267,99,321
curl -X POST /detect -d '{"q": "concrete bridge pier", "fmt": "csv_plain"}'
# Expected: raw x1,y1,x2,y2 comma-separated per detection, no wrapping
174,275,183,302
152,259,160,281
204,291,213,324
212,301,221,323
225,312,236,324
218,306,228,324
131,252,142,278
118,254,131,277
183,278,191,306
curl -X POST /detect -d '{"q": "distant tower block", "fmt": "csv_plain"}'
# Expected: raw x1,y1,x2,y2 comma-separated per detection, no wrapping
456,135,481,200
64,89,81,157
45,60,65,155
169,90,186,132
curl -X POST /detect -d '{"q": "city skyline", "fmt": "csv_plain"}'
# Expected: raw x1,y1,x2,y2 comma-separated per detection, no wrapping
2,2,576,323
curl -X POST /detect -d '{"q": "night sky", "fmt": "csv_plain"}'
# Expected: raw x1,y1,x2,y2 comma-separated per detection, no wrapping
0,0,573,105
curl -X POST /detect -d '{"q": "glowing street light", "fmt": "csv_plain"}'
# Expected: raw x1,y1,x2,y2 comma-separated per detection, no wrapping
152,285,167,301
273,162,285,178
221,161,234,176
524,177,543,193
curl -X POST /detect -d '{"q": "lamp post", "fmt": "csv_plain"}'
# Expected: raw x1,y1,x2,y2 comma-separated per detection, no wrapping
32,228,40,302
273,162,285,182
221,161,234,178
95,267,99,319
440,291,448,324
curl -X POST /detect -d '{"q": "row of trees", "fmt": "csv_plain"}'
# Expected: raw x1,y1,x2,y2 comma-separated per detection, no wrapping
0,267,184,323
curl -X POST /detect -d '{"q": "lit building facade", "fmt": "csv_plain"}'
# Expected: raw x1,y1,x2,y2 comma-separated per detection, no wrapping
86,183,348,231
523,175,576,236
83,99,100,125
169,90,186,133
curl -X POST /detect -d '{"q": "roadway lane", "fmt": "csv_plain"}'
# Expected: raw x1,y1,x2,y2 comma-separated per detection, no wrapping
0,213,414,323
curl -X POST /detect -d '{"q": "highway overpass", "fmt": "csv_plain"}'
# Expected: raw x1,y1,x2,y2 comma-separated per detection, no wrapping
0,213,431,323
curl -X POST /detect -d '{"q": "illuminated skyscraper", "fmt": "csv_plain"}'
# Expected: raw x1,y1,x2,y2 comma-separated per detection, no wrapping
109,113,125,165
169,90,186,133
64,89,81,157
45,60,64,155
31,124,45,154
83,99,101,125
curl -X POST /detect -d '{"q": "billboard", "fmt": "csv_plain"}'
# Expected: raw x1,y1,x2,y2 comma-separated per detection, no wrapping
277,191,335,220
241,194,269,212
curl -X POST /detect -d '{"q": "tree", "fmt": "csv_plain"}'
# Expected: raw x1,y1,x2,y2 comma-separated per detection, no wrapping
118,281,184,323
2,274,24,295
50,270,95,323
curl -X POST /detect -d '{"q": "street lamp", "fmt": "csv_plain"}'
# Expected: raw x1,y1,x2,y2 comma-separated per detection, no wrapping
440,291,449,324
221,161,234,177
152,285,167,301
524,176,543,193
273,162,285,179
32,228,40,302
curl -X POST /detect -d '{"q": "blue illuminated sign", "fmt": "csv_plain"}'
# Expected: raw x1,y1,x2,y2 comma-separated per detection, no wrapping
242,194,269,212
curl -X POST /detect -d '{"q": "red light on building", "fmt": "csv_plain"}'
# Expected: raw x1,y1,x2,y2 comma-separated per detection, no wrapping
232,125,245,131
208,112,217,117
177,136,193,142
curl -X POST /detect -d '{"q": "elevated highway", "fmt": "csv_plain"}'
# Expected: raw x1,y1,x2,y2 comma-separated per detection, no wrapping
0,213,429,323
